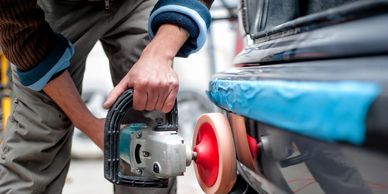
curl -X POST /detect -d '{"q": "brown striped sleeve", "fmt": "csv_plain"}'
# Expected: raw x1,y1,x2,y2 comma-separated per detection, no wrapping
0,0,57,71
198,0,214,9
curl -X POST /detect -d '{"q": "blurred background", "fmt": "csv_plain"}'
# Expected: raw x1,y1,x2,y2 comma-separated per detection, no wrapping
63,0,239,193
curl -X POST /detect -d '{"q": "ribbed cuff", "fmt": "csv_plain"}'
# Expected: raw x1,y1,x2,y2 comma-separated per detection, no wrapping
16,34,74,91
149,0,211,57
151,12,199,57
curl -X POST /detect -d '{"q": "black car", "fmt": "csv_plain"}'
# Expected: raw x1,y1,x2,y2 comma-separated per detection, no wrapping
200,0,388,193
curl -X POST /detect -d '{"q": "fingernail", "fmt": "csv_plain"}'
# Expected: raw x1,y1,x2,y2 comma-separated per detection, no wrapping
103,101,110,109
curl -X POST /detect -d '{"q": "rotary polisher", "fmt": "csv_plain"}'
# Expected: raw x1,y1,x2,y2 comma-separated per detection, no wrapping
104,89,237,194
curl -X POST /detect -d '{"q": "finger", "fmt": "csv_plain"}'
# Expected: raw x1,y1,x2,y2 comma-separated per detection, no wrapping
155,85,168,110
145,84,159,111
157,76,178,111
133,86,147,111
103,82,127,109
161,86,178,113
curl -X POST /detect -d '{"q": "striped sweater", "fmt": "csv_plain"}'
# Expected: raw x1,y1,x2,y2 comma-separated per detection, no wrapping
0,0,213,90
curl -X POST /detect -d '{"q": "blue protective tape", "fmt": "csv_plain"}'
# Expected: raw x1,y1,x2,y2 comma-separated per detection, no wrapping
208,79,381,144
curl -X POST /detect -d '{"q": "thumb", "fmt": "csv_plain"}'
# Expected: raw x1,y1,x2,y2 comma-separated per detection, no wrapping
103,82,128,109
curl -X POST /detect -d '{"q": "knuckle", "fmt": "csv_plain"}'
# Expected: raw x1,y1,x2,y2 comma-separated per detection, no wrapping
135,85,147,93
165,80,174,86
133,81,140,89
172,85,179,91
171,81,179,90
150,81,161,88
166,102,174,109
167,79,175,85
132,80,138,86
137,79,148,87
160,81,168,88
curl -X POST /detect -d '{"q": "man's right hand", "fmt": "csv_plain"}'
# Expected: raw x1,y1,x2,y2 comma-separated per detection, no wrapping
103,24,188,113
103,51,179,113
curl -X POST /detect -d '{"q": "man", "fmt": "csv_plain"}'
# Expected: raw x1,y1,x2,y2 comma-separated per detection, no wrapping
0,0,212,193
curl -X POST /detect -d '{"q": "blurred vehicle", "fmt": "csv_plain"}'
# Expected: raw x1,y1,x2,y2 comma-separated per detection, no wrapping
207,0,388,193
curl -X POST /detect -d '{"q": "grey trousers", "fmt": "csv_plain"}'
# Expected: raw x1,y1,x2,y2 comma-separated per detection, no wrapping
0,0,176,193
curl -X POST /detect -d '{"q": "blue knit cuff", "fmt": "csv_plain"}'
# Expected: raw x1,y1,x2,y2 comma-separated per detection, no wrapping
151,12,199,57
149,0,211,57
16,34,74,91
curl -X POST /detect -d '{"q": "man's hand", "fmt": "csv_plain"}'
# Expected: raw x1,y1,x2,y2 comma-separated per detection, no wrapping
103,53,179,113
103,24,189,113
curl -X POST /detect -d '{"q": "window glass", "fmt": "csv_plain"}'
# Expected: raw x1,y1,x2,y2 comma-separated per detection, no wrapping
241,0,366,36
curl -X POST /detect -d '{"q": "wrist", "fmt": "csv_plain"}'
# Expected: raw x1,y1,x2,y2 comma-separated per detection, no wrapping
78,117,104,150
76,115,98,133
142,24,189,62
142,42,175,63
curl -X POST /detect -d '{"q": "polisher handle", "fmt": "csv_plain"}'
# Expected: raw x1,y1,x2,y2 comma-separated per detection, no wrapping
104,89,172,187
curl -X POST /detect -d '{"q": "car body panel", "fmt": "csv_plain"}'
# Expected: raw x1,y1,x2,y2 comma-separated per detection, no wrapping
209,0,388,193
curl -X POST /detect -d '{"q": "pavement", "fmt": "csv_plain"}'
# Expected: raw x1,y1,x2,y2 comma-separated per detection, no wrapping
63,159,204,194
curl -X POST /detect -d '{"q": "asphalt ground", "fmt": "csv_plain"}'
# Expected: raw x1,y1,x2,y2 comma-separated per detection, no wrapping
63,159,204,194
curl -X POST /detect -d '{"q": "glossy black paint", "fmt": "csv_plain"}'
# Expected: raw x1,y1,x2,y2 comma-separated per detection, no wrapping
235,1,388,65
220,0,388,193
245,121,388,194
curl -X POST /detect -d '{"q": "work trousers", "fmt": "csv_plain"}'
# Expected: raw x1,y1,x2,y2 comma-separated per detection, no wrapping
0,0,176,193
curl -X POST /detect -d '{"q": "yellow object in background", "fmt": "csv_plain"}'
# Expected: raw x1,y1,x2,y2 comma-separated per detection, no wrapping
0,53,11,138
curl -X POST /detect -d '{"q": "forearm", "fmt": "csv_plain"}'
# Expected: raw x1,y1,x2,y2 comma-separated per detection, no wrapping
43,71,103,149
142,24,189,61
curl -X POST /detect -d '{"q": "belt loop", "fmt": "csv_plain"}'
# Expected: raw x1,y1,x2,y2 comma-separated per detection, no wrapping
104,0,111,11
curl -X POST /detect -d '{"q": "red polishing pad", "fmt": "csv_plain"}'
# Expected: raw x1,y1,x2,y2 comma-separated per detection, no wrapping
228,113,259,171
193,113,237,194
247,135,259,159
193,122,219,187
